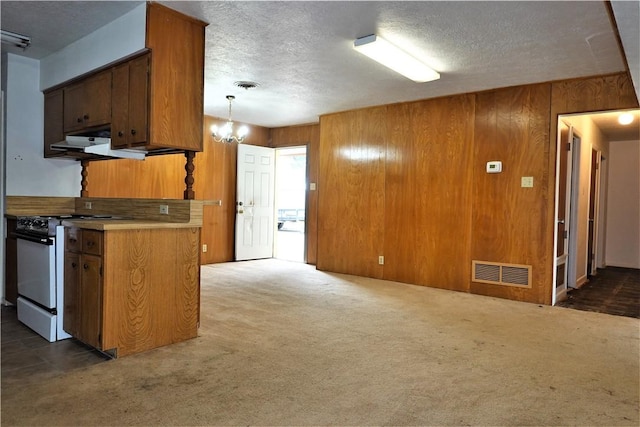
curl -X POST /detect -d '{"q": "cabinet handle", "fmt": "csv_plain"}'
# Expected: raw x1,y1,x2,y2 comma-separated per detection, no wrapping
83,264,89,270
71,262,77,268
84,114,90,120
77,117,82,123
69,238,77,243
130,129,137,135
87,241,94,247
118,131,124,137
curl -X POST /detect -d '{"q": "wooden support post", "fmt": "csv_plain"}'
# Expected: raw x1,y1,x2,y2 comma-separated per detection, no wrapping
80,160,89,197
184,150,195,200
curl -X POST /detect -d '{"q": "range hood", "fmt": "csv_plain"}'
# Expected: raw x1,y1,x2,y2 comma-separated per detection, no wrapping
51,136,146,160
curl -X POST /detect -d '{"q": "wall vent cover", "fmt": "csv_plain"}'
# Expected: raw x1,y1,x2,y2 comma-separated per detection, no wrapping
472,261,532,288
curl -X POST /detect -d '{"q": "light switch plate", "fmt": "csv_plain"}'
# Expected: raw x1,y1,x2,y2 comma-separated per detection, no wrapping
310,182,317,191
521,176,534,188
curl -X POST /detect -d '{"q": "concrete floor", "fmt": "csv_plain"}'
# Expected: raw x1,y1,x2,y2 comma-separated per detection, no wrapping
275,221,305,262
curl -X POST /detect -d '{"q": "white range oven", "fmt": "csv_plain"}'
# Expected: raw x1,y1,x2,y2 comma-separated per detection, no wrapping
14,216,71,342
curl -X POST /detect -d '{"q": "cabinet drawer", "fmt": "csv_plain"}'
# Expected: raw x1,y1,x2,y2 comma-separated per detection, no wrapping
65,228,82,252
82,230,103,256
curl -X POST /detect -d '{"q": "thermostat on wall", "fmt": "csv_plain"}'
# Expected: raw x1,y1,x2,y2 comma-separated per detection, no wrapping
486,161,502,173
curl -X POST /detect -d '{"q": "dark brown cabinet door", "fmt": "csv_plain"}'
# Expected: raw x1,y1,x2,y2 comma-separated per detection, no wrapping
63,252,80,337
111,54,149,149
63,82,85,132
63,71,112,133
63,228,103,350
111,62,130,149
79,254,102,349
44,89,64,158
127,55,149,147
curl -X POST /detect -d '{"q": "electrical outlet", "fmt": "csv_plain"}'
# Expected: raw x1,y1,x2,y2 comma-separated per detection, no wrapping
202,244,208,253
378,255,384,265
159,205,169,215
84,202,92,209
521,176,534,188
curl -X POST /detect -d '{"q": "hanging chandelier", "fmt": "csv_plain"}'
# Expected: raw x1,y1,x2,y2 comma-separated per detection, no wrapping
211,95,249,143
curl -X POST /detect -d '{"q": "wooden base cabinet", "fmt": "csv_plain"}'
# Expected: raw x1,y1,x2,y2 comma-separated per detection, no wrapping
63,226,200,358
64,228,103,349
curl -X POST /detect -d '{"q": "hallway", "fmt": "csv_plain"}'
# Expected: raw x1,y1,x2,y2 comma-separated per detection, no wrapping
557,267,640,318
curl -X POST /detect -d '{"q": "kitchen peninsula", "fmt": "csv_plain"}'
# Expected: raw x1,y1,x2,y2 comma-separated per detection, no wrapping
6,196,202,358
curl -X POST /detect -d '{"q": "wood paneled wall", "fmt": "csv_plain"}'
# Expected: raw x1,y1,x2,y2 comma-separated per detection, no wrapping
384,95,475,290
317,107,388,278
317,72,638,305
270,124,320,264
85,72,637,303
470,84,551,302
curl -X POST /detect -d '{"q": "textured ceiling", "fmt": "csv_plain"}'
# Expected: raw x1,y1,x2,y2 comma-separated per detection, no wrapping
0,1,143,59
1,1,638,140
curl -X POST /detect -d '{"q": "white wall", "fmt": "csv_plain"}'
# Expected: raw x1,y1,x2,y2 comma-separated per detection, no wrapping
563,115,608,285
40,3,146,90
5,54,80,196
3,2,147,198
605,140,640,268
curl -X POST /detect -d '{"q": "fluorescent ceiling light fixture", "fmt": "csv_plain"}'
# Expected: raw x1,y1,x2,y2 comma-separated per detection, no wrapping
354,34,440,83
618,112,634,125
1,29,31,49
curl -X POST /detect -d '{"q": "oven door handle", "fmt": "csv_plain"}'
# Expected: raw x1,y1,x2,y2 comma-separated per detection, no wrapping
12,232,54,245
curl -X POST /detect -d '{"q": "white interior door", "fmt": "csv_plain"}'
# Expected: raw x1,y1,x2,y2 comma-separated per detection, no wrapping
587,148,601,276
235,144,276,261
553,121,573,304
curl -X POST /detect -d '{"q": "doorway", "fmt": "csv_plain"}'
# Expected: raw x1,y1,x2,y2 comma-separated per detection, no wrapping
553,109,640,309
274,146,307,262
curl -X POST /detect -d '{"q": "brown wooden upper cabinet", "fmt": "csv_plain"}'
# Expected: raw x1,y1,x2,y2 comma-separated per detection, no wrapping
63,71,112,133
111,54,150,149
43,3,207,157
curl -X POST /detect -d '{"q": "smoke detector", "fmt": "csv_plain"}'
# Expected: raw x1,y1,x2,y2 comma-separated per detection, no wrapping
234,81,260,90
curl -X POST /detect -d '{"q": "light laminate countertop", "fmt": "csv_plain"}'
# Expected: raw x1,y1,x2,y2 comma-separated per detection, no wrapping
61,219,200,231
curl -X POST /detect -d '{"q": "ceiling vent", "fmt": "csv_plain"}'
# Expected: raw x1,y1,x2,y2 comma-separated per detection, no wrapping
472,261,532,288
234,81,259,90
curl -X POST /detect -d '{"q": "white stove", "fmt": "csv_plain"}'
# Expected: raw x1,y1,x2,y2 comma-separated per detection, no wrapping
14,216,71,342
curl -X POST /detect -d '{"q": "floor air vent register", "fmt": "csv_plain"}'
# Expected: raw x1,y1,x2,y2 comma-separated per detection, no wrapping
472,261,532,288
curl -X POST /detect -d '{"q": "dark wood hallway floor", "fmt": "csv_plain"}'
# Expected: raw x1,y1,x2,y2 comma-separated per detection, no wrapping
557,267,640,318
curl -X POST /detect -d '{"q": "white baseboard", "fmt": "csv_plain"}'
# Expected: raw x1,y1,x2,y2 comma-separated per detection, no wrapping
604,262,640,269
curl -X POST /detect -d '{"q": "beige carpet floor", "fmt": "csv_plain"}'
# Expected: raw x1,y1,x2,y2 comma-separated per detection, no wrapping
2,259,639,426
